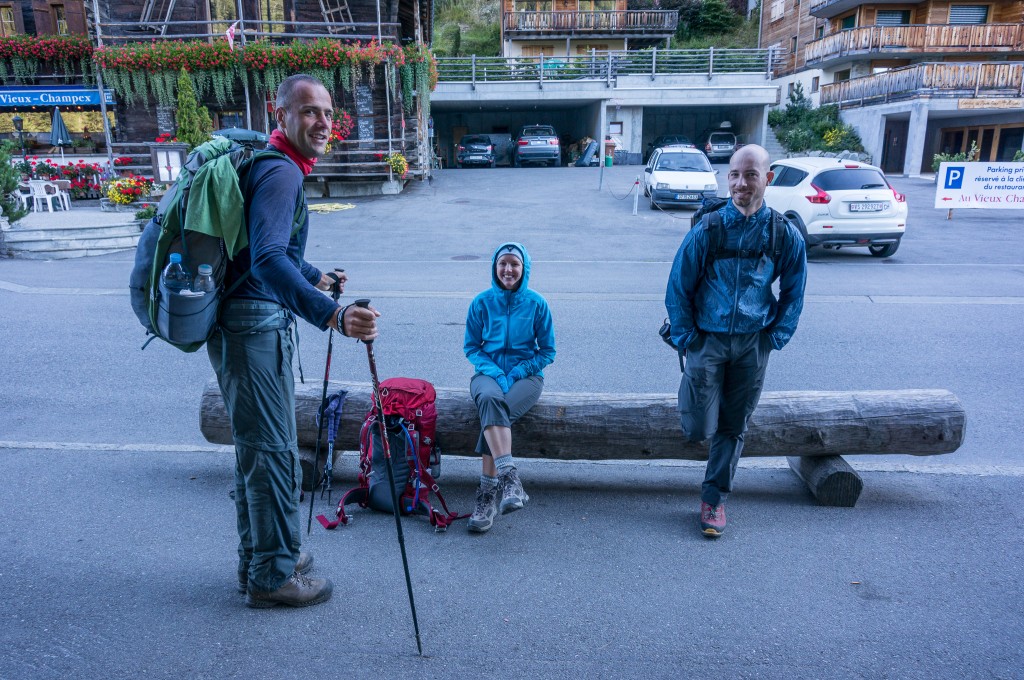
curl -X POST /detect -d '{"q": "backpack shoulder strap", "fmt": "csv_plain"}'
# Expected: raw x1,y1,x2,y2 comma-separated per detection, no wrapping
700,210,725,274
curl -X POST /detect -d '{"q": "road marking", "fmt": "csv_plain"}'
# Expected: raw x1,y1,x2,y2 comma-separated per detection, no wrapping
2,280,1022,305
1,440,1021,477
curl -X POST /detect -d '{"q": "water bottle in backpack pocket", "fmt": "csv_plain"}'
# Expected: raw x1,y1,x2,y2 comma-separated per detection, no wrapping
156,253,222,346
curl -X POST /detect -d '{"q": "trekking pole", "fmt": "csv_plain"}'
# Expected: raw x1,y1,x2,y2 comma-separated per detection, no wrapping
306,275,343,534
354,298,424,657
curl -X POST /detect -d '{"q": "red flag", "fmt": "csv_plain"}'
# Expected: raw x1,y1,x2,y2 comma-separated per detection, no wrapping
226,21,239,50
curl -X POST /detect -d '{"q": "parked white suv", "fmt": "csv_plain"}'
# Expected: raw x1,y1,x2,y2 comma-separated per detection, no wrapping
764,157,907,257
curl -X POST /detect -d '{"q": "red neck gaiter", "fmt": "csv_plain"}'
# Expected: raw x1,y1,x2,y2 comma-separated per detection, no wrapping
269,129,317,176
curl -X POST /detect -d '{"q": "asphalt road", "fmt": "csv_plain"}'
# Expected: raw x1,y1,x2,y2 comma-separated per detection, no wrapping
1,163,1022,678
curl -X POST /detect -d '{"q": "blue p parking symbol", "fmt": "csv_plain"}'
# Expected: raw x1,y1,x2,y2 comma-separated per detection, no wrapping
944,166,964,189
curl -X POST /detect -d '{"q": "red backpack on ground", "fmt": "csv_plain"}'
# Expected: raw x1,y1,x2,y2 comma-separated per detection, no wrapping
317,378,465,532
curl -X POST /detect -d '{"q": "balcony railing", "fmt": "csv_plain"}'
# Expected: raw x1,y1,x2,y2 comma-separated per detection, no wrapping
96,18,400,43
820,62,1024,106
806,24,1024,64
436,49,776,85
503,10,678,35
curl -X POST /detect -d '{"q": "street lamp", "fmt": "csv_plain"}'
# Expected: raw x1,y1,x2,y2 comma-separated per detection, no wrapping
12,114,26,162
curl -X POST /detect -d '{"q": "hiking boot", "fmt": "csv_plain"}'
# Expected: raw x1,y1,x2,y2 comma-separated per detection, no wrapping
467,485,499,533
238,551,314,593
498,468,529,515
699,501,726,538
245,572,333,609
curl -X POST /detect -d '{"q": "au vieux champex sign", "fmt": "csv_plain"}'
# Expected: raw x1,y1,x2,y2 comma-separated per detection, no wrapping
0,86,115,108
934,162,1024,209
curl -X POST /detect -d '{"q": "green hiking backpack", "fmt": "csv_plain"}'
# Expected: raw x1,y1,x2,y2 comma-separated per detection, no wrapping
128,137,304,352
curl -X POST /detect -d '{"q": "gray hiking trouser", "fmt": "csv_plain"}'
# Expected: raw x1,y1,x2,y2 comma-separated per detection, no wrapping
677,331,772,506
470,374,544,455
207,298,301,592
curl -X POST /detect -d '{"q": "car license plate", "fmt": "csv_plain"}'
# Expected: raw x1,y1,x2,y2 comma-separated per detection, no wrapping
850,202,885,212
469,155,483,160
676,193,699,201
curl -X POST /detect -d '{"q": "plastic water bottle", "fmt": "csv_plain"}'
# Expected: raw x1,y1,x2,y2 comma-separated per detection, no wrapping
161,253,191,293
192,264,215,294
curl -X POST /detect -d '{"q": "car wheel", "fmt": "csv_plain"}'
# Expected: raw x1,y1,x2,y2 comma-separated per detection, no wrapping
869,242,900,258
649,196,658,211
785,213,815,248
550,159,560,167
513,156,521,168
456,162,462,169
643,184,650,198
490,160,496,168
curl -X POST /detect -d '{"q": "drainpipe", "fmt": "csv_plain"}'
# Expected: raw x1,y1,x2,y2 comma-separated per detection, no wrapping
90,0,115,176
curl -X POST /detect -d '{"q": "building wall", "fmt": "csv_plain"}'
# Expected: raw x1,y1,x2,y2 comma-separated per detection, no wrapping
507,38,626,57
761,0,826,75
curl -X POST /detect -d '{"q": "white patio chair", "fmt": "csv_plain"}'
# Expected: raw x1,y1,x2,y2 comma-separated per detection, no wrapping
27,179,59,212
53,180,72,210
13,184,32,211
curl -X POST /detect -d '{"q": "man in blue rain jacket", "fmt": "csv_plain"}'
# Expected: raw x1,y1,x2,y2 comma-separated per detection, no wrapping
665,144,807,538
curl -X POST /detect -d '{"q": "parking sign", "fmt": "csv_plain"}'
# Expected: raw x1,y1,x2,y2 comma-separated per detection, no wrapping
934,162,1024,209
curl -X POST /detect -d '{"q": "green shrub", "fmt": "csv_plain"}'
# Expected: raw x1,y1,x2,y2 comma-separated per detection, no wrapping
769,83,864,154
931,141,979,172
0,140,29,223
1013,149,1024,162
175,68,213,151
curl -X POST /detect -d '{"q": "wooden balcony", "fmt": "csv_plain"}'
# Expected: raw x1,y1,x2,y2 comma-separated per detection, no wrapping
820,62,1024,106
806,24,1024,66
503,10,678,38
809,0,917,20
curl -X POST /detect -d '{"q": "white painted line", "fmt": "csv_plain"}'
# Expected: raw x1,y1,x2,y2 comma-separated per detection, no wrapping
1,440,1020,477
2,280,1021,305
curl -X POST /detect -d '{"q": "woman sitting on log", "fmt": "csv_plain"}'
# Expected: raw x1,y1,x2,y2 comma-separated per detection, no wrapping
463,242,556,534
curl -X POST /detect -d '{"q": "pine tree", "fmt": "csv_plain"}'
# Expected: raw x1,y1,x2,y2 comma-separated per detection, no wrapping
0,141,28,224
175,68,213,151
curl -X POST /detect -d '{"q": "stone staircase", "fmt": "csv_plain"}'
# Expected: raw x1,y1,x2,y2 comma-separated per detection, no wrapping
763,126,787,162
1,209,141,259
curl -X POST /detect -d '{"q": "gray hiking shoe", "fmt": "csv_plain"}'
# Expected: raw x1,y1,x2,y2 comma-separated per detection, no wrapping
467,485,499,533
245,571,333,609
498,468,529,515
238,551,313,593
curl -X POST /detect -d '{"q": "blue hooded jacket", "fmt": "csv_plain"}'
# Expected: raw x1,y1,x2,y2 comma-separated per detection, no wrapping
665,201,807,351
464,242,556,381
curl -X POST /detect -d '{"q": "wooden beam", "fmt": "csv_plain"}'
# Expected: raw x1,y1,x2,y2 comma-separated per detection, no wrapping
787,455,864,507
200,380,966,460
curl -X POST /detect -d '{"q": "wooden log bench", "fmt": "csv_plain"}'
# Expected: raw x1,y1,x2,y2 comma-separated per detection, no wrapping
199,380,965,507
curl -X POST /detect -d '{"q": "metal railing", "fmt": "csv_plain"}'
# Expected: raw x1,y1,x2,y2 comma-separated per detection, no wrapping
435,48,777,86
503,10,678,34
820,62,1024,106
805,23,1024,64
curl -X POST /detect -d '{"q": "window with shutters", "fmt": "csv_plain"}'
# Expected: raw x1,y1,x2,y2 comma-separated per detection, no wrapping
875,10,910,26
769,0,784,22
0,6,18,35
948,5,988,24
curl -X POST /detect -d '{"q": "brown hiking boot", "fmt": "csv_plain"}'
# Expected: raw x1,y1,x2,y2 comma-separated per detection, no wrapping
245,572,334,609
238,551,314,594
699,501,726,538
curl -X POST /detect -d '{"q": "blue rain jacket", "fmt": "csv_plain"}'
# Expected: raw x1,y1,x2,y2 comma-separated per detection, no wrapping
665,201,807,351
464,242,556,380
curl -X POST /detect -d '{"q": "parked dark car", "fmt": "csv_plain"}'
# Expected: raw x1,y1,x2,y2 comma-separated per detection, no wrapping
456,134,497,168
697,129,739,162
644,134,695,162
513,125,560,167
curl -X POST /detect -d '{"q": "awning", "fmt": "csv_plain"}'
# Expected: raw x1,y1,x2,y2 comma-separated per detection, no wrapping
0,86,115,108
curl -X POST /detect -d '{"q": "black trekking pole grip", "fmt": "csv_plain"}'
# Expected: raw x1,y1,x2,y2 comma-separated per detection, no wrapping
353,298,373,344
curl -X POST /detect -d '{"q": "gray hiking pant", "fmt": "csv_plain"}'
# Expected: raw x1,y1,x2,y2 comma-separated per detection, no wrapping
470,374,544,455
207,298,301,592
677,331,772,506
